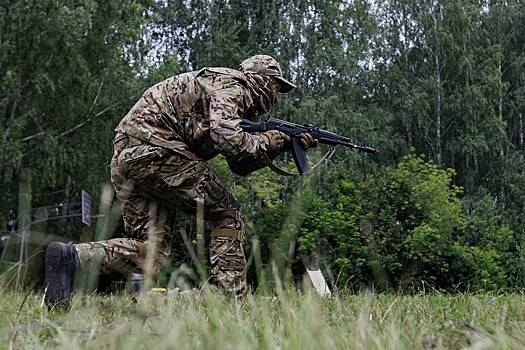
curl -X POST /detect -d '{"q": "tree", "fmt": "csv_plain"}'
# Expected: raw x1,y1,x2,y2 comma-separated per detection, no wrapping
0,0,154,228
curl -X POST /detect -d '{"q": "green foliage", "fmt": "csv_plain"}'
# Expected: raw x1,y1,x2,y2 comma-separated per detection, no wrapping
453,195,522,290
246,155,475,291
3,0,525,292
356,155,465,289
297,180,367,285
452,245,508,291
0,0,155,225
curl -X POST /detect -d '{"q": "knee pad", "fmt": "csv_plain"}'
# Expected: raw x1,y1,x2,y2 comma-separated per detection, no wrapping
211,210,244,240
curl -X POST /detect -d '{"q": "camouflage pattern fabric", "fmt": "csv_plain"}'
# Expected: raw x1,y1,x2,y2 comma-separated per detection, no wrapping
74,56,295,299
75,131,248,298
209,236,247,298
242,73,277,116
75,238,157,274
115,67,269,162
238,54,297,93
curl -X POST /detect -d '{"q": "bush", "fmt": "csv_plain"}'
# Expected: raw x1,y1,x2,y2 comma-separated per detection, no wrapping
355,155,465,290
165,154,519,292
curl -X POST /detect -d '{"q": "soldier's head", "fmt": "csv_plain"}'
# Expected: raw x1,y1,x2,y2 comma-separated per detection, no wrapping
238,55,296,115
238,55,296,93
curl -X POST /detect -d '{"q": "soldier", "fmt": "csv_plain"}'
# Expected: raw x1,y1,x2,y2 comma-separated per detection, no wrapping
44,55,317,306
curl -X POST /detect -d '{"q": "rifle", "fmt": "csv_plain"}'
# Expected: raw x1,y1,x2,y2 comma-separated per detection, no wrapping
240,117,378,175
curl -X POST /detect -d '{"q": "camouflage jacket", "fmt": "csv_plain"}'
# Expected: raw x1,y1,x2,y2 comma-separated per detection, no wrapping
115,68,270,173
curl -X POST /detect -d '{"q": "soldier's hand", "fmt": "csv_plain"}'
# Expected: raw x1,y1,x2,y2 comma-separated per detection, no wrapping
299,133,319,150
261,130,291,153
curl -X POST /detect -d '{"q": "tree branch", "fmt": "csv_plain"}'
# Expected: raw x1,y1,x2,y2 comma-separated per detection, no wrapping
21,80,105,143
58,101,120,139
20,131,45,142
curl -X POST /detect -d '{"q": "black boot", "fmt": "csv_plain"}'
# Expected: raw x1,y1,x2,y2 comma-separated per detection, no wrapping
44,242,79,309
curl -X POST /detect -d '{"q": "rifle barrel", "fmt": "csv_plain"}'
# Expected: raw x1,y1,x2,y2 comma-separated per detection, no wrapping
241,117,378,154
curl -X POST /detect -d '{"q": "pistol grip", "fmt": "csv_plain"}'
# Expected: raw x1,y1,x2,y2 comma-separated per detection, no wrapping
291,137,309,175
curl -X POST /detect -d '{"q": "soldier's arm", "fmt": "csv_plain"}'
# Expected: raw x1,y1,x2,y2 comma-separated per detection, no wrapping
226,145,279,176
208,84,268,159
208,83,291,176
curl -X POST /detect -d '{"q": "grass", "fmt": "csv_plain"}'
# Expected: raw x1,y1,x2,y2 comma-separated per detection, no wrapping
1,288,525,349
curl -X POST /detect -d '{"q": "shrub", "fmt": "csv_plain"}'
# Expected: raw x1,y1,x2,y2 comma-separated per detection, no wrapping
355,154,466,290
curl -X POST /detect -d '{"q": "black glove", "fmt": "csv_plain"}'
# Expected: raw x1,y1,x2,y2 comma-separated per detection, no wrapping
299,133,319,150
261,131,318,153
260,130,291,153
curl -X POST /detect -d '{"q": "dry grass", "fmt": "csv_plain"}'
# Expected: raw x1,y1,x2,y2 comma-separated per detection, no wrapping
1,287,525,349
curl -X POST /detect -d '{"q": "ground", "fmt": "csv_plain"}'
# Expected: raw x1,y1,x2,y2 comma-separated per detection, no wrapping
1,288,524,349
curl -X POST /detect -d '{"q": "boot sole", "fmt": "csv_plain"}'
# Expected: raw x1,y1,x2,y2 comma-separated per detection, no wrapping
44,242,75,309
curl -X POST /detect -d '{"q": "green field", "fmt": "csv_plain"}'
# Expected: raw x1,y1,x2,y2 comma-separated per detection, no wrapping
1,289,525,349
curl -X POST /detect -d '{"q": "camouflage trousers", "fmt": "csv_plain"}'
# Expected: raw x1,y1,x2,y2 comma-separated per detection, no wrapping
75,133,247,298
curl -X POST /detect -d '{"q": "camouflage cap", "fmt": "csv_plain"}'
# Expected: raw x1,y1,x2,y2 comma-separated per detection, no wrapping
238,55,297,93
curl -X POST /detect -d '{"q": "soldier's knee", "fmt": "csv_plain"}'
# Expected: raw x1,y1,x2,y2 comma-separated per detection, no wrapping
209,208,245,269
211,210,245,238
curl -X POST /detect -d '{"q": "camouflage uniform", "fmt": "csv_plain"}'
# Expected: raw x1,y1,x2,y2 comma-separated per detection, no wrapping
74,55,296,299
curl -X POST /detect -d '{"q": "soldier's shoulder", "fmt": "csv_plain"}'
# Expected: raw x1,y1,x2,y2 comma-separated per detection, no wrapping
197,67,247,84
